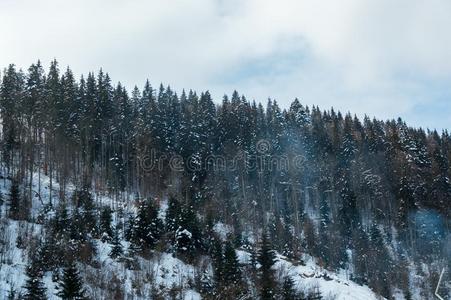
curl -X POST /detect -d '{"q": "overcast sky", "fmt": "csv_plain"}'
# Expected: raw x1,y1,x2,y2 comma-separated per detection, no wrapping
1,0,450,130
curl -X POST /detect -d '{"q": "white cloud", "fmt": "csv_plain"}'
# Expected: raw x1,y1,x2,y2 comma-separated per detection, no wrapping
0,0,450,129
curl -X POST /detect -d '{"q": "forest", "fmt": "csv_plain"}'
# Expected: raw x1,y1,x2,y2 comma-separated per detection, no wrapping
0,60,449,299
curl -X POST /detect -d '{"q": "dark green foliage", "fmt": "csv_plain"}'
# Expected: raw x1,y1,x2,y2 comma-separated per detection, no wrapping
9,179,21,220
22,258,47,300
129,198,163,252
281,276,297,300
306,286,322,300
0,64,23,168
211,238,224,285
165,196,181,232
109,225,124,259
72,189,97,237
100,206,113,242
367,224,392,298
57,262,86,300
258,233,277,300
174,204,202,256
222,241,242,285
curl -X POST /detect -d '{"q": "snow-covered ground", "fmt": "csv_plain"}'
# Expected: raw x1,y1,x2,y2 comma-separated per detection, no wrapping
0,168,427,299
235,250,381,300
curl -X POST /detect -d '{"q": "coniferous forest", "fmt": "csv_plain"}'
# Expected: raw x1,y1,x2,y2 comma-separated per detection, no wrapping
0,60,449,299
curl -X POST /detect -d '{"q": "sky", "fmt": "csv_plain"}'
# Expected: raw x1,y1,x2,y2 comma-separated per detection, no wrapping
0,0,450,130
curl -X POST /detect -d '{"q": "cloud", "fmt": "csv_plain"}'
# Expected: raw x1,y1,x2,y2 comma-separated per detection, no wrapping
0,0,450,130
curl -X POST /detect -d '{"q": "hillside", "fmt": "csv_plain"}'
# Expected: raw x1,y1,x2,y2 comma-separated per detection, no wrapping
0,61,449,299
0,170,385,299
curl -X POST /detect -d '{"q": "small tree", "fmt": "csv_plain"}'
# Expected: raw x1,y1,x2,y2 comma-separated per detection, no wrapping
281,276,297,300
9,179,21,220
129,198,163,252
57,262,86,300
258,232,277,300
211,238,224,286
165,196,181,232
222,241,242,285
307,286,323,300
22,259,47,300
109,225,123,259
99,206,113,242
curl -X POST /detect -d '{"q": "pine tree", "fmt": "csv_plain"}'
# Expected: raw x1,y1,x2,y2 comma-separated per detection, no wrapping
0,191,4,215
368,224,391,298
72,188,97,237
307,286,323,300
130,198,163,252
57,262,86,300
22,259,47,300
222,241,242,285
174,204,202,256
165,196,181,232
0,64,24,170
281,276,297,300
258,232,277,300
109,225,123,259
211,238,223,286
9,179,21,220
99,206,113,242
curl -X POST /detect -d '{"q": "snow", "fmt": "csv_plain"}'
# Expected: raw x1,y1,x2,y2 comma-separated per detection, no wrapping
177,229,193,239
0,169,202,299
213,222,231,241
236,250,382,300
0,167,421,299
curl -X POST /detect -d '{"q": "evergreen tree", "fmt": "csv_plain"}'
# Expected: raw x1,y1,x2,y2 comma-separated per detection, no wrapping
9,179,21,220
257,232,277,300
281,275,297,300
307,286,323,300
0,64,24,169
0,191,4,214
22,259,47,300
174,204,202,256
57,262,86,300
211,238,224,286
129,198,163,252
165,196,181,232
109,225,124,259
222,241,242,286
99,206,113,242
367,224,392,298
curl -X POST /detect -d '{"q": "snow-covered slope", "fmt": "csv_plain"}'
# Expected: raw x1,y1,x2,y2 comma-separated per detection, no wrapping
0,170,385,299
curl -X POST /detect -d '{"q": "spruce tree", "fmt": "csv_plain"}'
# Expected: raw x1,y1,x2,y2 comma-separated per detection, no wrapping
22,259,47,300
109,225,123,259
307,286,323,300
281,275,297,300
57,262,86,300
222,241,242,286
99,206,113,242
165,196,181,232
174,205,202,256
9,179,21,220
0,191,3,217
211,238,224,286
257,232,277,300
130,198,162,252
